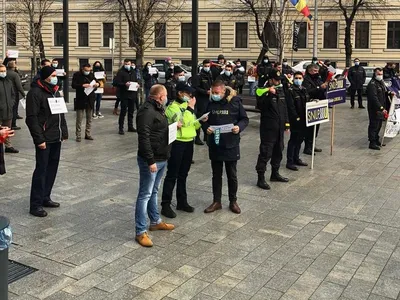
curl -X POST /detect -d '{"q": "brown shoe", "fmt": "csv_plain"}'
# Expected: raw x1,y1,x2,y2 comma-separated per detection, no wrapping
135,232,153,247
229,201,241,214
149,222,175,231
204,202,222,213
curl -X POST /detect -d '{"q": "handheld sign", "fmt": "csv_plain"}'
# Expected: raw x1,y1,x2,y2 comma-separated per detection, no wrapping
327,79,346,106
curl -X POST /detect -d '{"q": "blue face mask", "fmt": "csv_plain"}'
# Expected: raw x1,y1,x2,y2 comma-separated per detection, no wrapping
178,76,186,82
50,77,58,85
294,79,303,86
224,71,231,77
125,65,131,70
181,95,190,102
211,94,222,102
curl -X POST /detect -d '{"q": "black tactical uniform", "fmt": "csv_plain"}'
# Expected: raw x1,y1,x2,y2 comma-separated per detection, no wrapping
217,72,238,91
257,56,273,87
348,64,366,108
383,65,396,80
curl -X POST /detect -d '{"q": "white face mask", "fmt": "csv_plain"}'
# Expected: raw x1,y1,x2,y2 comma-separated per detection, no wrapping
0,72,6,78
375,75,383,81
264,59,269,63
283,62,288,66
52,64,58,68
178,75,186,82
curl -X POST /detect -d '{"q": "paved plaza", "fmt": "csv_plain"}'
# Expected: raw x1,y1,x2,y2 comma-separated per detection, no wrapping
3,98,400,300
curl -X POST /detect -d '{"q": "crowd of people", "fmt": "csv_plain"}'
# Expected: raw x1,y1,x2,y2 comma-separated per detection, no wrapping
0,53,398,247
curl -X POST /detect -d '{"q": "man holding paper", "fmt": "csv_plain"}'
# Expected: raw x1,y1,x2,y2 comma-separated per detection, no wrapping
202,81,249,214
160,83,206,218
71,63,99,142
26,66,68,217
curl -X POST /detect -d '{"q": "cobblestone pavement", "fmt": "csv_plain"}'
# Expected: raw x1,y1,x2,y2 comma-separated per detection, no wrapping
3,98,400,300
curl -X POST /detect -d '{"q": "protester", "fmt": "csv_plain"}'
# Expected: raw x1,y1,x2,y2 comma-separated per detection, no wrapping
285,71,309,171
202,81,249,214
383,62,397,80
0,64,18,153
31,59,51,88
135,84,174,247
192,59,213,145
257,55,273,87
142,62,158,99
161,83,205,218
282,58,293,75
367,68,391,150
165,65,185,104
217,64,238,91
319,60,331,82
211,54,225,81
247,62,258,96
51,59,66,92
26,66,68,217
92,61,106,119
302,64,327,155
234,59,245,94
348,58,366,109
255,69,290,190
71,63,99,142
0,126,15,175
114,59,139,135
6,61,25,130
165,61,174,82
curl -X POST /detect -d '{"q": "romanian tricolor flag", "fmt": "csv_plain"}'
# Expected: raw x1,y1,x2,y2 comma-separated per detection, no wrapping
290,0,312,20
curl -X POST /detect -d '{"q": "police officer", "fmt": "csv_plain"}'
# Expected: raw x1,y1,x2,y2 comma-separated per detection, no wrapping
165,66,186,104
255,69,290,190
302,64,327,154
348,58,366,109
217,64,238,91
192,59,213,145
257,55,273,87
282,58,293,75
285,72,309,170
383,62,397,80
211,54,225,81
367,68,391,150
234,59,245,94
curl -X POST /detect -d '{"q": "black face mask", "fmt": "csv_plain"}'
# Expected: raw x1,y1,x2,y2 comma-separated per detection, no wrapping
311,73,319,78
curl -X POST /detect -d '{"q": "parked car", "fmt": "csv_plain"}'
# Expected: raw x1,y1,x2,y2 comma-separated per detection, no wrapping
292,60,344,77
153,63,192,84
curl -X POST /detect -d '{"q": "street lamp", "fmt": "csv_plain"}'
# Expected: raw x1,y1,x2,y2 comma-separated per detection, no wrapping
191,0,198,76
63,0,69,102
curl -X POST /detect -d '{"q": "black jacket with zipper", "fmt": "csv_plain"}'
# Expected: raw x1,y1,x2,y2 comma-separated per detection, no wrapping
71,71,98,110
26,80,68,145
114,67,139,100
0,77,15,120
136,98,170,165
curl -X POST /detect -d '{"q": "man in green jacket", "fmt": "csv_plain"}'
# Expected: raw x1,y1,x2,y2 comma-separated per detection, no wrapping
161,83,207,218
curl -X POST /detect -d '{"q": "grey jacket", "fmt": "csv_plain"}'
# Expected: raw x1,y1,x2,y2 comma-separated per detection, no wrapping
0,77,15,120
7,69,25,99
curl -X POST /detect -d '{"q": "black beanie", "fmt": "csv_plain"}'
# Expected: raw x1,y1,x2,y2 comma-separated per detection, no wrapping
173,66,184,74
40,66,56,80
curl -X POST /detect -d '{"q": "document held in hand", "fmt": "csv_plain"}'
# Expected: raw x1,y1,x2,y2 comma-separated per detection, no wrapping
128,82,139,91
84,80,97,95
168,122,178,144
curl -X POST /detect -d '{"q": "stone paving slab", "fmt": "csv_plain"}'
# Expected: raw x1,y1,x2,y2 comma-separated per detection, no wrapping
3,100,400,299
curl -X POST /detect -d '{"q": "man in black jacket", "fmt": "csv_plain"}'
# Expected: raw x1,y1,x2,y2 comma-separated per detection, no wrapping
255,69,290,190
7,61,25,130
165,65,185,104
26,66,68,217
234,59,245,94
211,54,225,81
202,81,249,214
285,72,309,171
114,59,140,135
348,58,366,109
367,68,390,150
282,58,293,75
383,62,397,80
217,64,238,91
72,64,99,141
257,55,273,87
302,64,327,155
135,84,174,247
0,64,18,153
192,59,213,145
31,59,51,88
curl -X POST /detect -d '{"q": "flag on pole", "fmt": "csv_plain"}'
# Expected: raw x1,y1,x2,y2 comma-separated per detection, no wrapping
290,0,313,20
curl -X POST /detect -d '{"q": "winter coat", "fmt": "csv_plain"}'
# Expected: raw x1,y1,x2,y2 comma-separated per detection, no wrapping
114,67,139,100
302,74,326,100
6,69,25,99
367,78,388,115
142,68,159,90
217,73,238,90
286,85,309,131
71,71,98,110
348,66,366,90
257,62,273,87
0,77,15,120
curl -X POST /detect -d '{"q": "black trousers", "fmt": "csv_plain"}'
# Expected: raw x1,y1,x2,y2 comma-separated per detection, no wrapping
287,130,305,165
350,88,363,107
211,160,237,202
368,116,383,143
161,141,194,206
12,98,20,127
304,124,320,151
114,97,120,109
30,142,61,210
256,130,284,173
237,85,243,94
119,98,135,130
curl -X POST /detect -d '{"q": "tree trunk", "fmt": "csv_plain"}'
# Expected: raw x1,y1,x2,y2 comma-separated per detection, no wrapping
257,45,268,64
344,22,353,67
135,44,144,68
39,33,46,59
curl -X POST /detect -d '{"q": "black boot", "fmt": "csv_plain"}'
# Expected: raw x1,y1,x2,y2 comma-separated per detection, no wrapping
270,170,289,182
369,143,380,150
161,204,177,218
257,173,270,190
176,202,195,212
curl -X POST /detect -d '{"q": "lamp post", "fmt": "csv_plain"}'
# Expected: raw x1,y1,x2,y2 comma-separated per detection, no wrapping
191,0,198,76
312,0,318,58
2,0,6,60
63,0,69,102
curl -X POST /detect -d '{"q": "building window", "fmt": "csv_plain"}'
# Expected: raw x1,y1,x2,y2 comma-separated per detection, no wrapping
79,59,89,68
6,23,16,46
104,59,112,73
295,22,307,48
355,21,369,49
54,23,63,47
264,22,278,49
181,23,192,48
387,21,400,49
323,22,338,49
155,23,166,48
235,22,248,48
208,23,220,48
103,23,114,47
78,23,89,47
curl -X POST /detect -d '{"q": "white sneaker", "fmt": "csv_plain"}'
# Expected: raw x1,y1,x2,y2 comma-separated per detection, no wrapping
93,113,98,119
97,112,104,118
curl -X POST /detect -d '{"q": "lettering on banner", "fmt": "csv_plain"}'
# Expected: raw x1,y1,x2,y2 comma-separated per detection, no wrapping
306,100,330,127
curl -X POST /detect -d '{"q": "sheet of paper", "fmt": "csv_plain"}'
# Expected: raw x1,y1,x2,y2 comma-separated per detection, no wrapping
89,80,96,87
196,112,210,121
7,50,18,58
48,97,68,114
128,82,139,91
211,123,234,134
84,86,94,96
56,69,65,76
247,76,256,82
95,88,104,94
94,71,105,79
168,122,178,145
20,98,26,109
149,67,158,75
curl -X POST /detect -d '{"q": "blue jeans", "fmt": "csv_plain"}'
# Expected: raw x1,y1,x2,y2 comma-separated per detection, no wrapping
249,82,257,96
135,156,166,235
95,93,102,113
